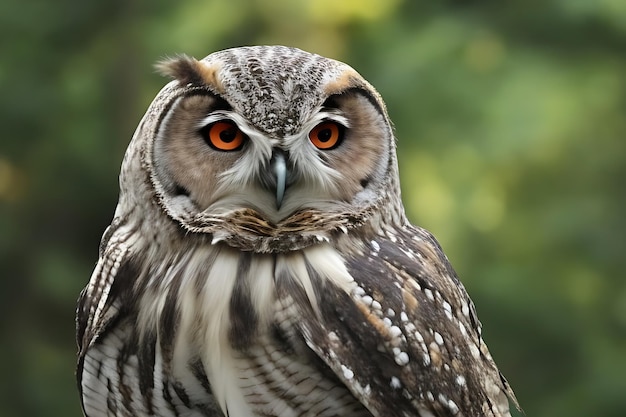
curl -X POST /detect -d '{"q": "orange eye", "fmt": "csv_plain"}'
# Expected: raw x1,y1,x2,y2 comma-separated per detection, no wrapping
202,121,246,151
308,121,343,150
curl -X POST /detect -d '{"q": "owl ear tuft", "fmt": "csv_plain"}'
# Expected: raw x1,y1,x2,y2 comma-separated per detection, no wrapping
155,55,207,86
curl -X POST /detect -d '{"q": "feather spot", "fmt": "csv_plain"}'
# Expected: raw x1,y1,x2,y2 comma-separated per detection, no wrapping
394,350,410,366
442,300,453,320
414,330,424,343
341,365,354,380
370,240,380,255
390,376,402,389
462,301,470,317
448,400,460,414
458,320,468,337
428,342,442,368
434,331,444,346
404,322,416,335
469,343,480,359
389,325,402,339
426,391,434,402
353,286,366,297
361,295,373,306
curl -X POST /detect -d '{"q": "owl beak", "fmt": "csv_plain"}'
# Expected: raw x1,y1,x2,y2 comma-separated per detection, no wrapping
272,151,287,209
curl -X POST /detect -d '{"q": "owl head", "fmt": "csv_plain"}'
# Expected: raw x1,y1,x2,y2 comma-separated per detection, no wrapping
119,46,405,252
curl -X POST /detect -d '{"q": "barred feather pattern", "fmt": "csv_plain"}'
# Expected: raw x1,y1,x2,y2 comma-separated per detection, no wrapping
77,210,516,417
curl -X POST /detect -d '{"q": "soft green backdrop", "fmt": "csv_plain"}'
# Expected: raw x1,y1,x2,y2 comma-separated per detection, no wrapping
2,1,625,416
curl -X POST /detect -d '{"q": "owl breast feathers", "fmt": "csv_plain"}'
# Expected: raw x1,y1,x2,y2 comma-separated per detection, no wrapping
76,45,519,417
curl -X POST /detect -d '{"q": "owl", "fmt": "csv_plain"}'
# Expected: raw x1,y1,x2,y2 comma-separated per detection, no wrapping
76,45,519,417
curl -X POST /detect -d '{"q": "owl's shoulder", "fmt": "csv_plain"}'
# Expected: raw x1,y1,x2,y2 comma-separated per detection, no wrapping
288,226,515,416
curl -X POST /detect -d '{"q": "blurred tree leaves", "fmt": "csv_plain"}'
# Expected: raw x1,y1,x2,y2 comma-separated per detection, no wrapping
1,0,625,416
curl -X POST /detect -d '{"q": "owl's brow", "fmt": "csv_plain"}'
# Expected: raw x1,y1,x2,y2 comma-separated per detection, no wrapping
324,87,385,116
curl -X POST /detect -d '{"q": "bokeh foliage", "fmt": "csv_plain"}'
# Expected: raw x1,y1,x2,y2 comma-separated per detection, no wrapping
1,0,625,416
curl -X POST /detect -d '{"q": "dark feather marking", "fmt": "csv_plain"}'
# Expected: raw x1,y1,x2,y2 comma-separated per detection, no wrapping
96,359,103,379
270,323,296,356
172,381,191,408
77,255,141,415
317,152,330,165
178,362,225,415
159,269,184,360
137,329,156,414
275,266,317,318
106,378,118,414
303,257,326,305
190,358,213,394
97,216,127,257
116,339,135,413
77,254,140,352
326,88,388,124
174,184,190,197
229,252,258,349
194,247,220,294
75,287,90,351
162,380,181,417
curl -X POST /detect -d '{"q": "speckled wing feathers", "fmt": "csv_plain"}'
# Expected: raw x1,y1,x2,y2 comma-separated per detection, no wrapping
286,226,517,416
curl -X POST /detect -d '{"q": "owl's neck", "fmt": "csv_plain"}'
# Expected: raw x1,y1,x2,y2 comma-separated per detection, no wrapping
134,240,357,415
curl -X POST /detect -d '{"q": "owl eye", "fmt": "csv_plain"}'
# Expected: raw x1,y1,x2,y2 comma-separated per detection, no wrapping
309,121,344,150
201,121,246,151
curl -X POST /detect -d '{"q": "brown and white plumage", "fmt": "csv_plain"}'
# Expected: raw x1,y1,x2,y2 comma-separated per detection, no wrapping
76,45,519,417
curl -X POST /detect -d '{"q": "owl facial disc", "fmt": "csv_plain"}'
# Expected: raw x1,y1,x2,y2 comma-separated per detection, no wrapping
141,46,401,252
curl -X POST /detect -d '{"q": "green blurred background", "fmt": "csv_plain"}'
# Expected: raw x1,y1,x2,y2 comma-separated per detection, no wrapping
2,0,625,416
